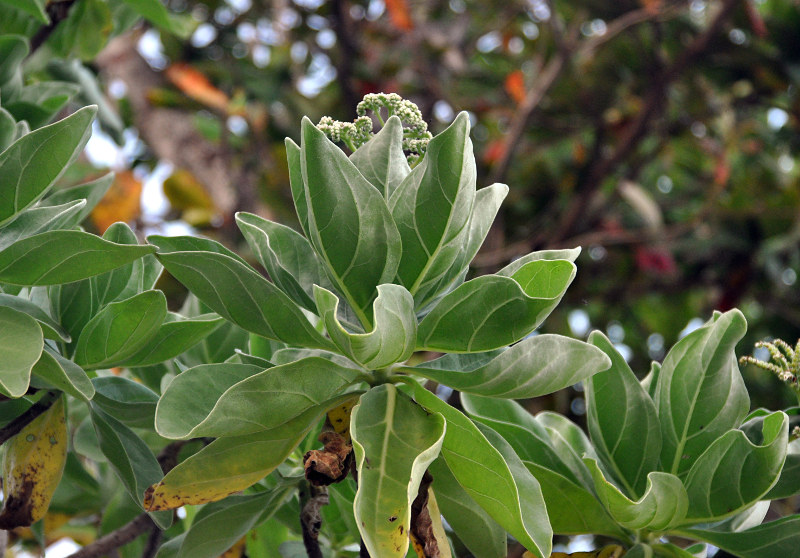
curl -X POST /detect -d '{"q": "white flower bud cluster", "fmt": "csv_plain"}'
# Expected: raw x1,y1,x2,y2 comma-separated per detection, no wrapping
316,115,372,150
740,338,800,395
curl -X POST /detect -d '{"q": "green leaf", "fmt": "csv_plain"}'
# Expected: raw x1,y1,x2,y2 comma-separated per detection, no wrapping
119,313,225,367
4,82,81,128
73,290,167,369
0,0,47,23
683,411,788,522
0,199,85,252
351,384,445,558
90,406,172,529
684,516,800,558
155,358,362,439
651,543,706,558
350,115,410,198
315,284,416,369
655,310,749,477
40,173,113,227
236,211,331,313
121,0,186,34
300,117,401,328
92,223,139,306
417,259,576,352
524,462,625,538
427,457,507,558
535,411,599,489
0,35,28,85
766,437,800,499
175,484,297,558
0,106,95,227
0,107,16,152
408,334,609,398
412,383,552,558
92,376,160,429
48,0,112,60
0,305,41,397
586,331,661,497
146,401,344,509
286,138,310,238
32,348,94,401
0,230,155,286
417,183,509,310
585,458,688,531
389,112,475,304
496,247,582,276
0,293,70,341
149,236,334,351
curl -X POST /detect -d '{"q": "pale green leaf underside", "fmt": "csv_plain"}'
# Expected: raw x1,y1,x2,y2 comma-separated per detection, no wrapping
683,516,800,558
351,384,445,558
0,305,41,397
350,115,410,198
32,348,94,401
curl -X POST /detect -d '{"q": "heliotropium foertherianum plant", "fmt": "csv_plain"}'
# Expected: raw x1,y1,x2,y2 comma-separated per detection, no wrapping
461,309,800,558
145,95,614,558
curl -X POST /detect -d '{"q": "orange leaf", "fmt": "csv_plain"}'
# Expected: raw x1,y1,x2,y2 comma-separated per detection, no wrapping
165,63,230,113
386,0,413,31
90,171,142,233
504,70,526,105
638,0,662,15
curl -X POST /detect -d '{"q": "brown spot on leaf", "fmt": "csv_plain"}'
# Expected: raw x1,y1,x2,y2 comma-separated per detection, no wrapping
389,515,397,522
0,479,36,530
410,471,439,558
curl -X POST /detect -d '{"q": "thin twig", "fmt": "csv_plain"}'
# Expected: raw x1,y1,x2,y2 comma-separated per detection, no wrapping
29,0,78,54
140,524,162,558
0,391,59,447
299,482,327,558
66,514,156,558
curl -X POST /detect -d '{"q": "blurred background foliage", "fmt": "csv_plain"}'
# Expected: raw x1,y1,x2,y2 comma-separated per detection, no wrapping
7,0,800,414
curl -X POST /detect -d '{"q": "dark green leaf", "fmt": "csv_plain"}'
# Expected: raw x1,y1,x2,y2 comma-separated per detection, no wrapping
0,0,47,23
92,376,160,428
684,516,800,558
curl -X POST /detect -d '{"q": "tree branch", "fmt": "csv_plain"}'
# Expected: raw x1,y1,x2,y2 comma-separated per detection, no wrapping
66,514,156,558
0,391,59,447
29,0,78,54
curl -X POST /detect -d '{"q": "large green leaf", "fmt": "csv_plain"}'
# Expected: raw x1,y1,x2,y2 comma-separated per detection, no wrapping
407,334,609,398
766,437,800,499
73,290,167,369
412,384,552,558
0,305,41,397
149,236,334,350
585,458,688,531
0,0,47,23
416,183,509,311
350,116,410,198
351,385,445,558
0,106,95,227
236,212,331,313
0,230,155,286
0,293,70,342
300,117,401,328
175,483,297,558
683,411,788,522
535,411,600,490
0,199,85,252
586,331,661,498
155,358,362,439
315,284,416,369
286,138,310,238
655,310,749,477
92,223,138,306
145,401,343,509
683,516,800,558
389,112,475,304
496,247,582,276
32,348,94,401
92,376,160,429
119,313,224,367
416,259,576,352
90,406,171,529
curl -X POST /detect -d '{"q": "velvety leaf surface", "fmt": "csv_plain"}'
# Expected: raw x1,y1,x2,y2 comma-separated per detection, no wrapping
236,212,331,313
684,516,800,558
315,284,416,369
0,104,94,227
119,313,224,367
175,483,296,558
416,259,576,352
586,458,688,531
409,334,609,398
0,199,85,252
156,357,362,439
0,230,155,286
428,457,507,558
40,173,113,227
683,411,788,521
655,310,749,477
0,293,70,341
285,138,310,238
73,290,167,369
32,348,94,401
150,236,333,350
587,331,661,497
350,116,410,198
389,112,475,304
412,384,552,557
351,384,445,558
91,407,171,528
146,400,345,509
0,305,41,397
300,117,401,327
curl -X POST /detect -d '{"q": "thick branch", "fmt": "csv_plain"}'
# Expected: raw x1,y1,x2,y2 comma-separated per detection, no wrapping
66,514,156,558
299,482,327,558
0,391,59,447
29,0,77,54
